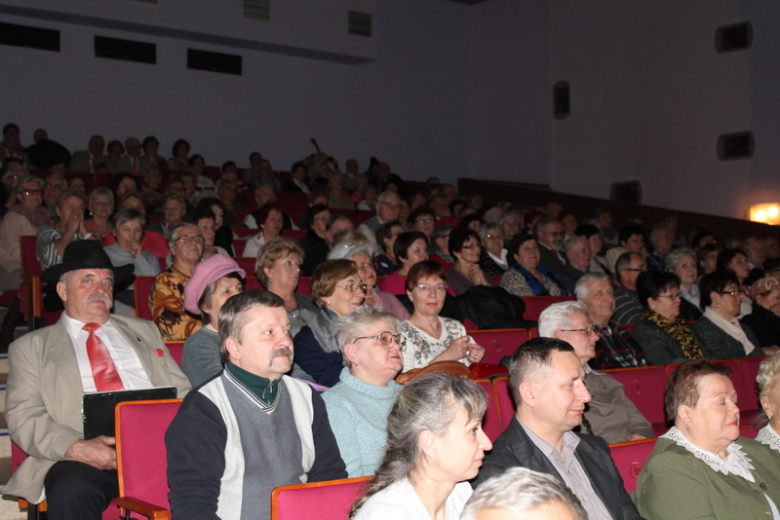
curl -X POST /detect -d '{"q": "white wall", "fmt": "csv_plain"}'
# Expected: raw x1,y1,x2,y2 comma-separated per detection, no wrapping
0,0,472,180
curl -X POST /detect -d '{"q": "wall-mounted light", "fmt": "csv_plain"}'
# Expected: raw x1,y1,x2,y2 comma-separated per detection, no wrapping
747,203,780,225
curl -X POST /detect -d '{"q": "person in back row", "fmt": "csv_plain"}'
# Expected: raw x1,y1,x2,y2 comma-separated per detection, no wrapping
538,301,654,443
474,337,642,520
166,290,347,520
612,251,647,324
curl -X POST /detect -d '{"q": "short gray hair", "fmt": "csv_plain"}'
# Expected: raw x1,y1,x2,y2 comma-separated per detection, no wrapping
112,207,145,229
563,235,587,255
168,222,202,250
534,217,560,236
574,271,609,300
480,222,501,241
88,186,114,208
649,223,671,240
16,174,43,192
218,290,284,363
665,248,696,272
328,243,374,262
461,467,587,520
538,301,588,338
334,306,401,368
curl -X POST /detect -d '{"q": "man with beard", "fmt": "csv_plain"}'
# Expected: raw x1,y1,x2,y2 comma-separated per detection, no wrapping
166,290,347,520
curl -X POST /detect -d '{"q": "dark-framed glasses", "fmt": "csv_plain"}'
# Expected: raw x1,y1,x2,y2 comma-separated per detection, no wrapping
337,282,368,293
656,293,681,301
353,331,405,346
719,290,743,297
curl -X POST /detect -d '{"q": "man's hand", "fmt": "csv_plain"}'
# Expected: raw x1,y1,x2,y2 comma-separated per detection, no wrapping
626,433,649,442
65,436,117,470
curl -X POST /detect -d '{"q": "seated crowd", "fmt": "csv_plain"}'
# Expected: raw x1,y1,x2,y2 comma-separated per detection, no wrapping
3,122,780,520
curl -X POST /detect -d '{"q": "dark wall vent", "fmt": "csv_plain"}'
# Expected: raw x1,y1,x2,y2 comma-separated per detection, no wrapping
187,48,242,76
95,36,156,64
553,81,570,120
0,21,59,52
717,131,754,160
610,181,643,204
244,0,271,22
715,22,752,53
348,11,372,37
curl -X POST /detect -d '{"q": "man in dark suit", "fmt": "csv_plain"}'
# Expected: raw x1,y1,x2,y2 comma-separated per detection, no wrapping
69,135,107,173
474,337,642,520
535,218,568,276
4,241,190,519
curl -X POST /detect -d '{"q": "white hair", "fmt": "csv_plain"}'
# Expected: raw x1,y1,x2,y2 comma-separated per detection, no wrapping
461,467,587,520
574,271,609,301
538,301,588,338
334,306,401,368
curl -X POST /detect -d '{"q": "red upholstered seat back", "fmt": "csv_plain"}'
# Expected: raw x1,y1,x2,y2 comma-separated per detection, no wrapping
233,238,247,256
475,379,503,442
522,296,575,321
134,276,156,321
493,377,516,434
282,229,307,242
116,399,183,517
244,276,265,291
235,256,256,274
165,341,184,367
738,356,766,414
20,236,42,276
467,329,529,365
740,424,759,438
605,366,669,436
609,438,656,493
271,477,371,520
297,277,312,296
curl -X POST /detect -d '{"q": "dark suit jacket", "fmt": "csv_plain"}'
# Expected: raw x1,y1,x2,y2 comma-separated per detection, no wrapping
538,243,567,276
741,304,780,348
692,315,763,360
474,416,643,520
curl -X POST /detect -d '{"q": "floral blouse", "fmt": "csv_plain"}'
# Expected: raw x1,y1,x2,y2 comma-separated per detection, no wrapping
399,317,468,372
149,267,201,340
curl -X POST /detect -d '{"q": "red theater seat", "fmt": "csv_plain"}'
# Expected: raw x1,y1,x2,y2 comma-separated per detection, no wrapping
235,256,256,274
282,229,307,242
467,329,529,365
609,438,657,494
233,238,247,256
493,377,515,434
605,366,669,436
271,477,371,520
522,296,575,321
165,341,184,367
134,276,156,321
476,379,504,442
739,356,767,413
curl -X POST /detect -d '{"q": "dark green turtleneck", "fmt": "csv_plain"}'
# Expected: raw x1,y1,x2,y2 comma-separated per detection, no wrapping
226,362,280,406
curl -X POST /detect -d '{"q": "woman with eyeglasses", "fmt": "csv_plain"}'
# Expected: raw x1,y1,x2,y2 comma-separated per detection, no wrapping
149,222,204,340
692,270,765,360
447,228,493,296
477,223,509,276
717,248,753,317
293,259,367,387
322,307,404,477
632,270,703,366
399,261,485,372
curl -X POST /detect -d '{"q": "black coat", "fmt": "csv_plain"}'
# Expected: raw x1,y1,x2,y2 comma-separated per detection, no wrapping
692,315,763,360
741,305,780,348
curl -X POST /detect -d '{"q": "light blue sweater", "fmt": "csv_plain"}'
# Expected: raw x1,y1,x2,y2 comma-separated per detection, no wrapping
322,367,401,477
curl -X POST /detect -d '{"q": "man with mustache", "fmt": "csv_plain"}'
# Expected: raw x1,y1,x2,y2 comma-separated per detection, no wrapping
165,290,347,520
4,240,190,520
474,337,642,520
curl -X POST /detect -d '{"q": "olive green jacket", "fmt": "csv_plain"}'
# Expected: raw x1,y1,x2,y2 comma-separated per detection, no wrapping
634,436,780,520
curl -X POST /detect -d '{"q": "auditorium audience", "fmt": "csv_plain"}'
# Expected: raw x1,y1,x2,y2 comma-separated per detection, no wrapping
149,193,187,239
349,373,490,519
302,213,355,276
103,208,161,315
284,161,310,193
326,171,355,210
744,236,767,283
501,234,566,297
693,270,765,360
328,243,409,321
185,207,227,260
612,251,647,324
141,135,167,172
300,203,330,259
697,242,720,277
356,190,401,245
429,222,455,268
558,236,591,295
576,272,646,369
534,217,567,275
85,187,114,245
37,189,96,270
743,277,780,351
538,301,654,443
576,223,607,273
632,270,703,365
69,134,107,173
322,307,404,477
105,140,124,172
667,248,702,318
149,222,204,340
447,228,492,295
478,222,509,276
255,237,318,336
399,261,484,371
372,220,404,276
717,247,753,317
756,352,780,454
382,231,429,295
180,254,244,387
560,211,578,242
293,259,365,387
167,138,190,171
634,360,780,519
409,205,436,249
243,202,284,259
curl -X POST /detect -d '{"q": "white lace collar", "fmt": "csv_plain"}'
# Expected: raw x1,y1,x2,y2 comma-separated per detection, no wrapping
757,424,780,453
661,426,755,481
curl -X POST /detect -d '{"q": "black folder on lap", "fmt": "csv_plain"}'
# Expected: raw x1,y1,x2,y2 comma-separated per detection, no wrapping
82,387,177,440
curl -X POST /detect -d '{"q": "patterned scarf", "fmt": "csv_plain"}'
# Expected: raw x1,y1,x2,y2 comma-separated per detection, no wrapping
644,311,704,359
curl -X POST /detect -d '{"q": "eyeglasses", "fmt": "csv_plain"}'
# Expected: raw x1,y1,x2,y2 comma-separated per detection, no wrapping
20,189,42,196
719,291,743,297
337,282,368,293
416,284,448,294
485,234,502,239
461,244,480,250
177,235,205,244
415,218,434,225
354,263,373,271
561,327,596,336
353,331,405,347
656,293,681,301
623,267,645,272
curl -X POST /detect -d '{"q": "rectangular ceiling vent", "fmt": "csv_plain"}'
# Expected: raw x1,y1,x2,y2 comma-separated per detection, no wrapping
348,11,372,37
244,0,271,22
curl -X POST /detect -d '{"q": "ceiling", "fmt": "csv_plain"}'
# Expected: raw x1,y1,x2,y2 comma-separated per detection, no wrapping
443,0,493,5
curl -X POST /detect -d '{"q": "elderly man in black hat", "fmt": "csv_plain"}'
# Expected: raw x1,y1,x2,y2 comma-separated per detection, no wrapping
3,240,190,520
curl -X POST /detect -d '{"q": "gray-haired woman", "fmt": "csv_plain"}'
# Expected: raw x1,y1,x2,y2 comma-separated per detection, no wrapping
350,372,492,519
322,307,404,477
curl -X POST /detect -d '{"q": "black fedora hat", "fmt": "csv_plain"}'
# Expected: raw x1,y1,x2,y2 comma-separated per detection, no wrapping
40,240,135,285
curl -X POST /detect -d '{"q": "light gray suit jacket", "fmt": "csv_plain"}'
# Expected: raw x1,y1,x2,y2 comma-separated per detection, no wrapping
69,150,106,172
3,314,190,502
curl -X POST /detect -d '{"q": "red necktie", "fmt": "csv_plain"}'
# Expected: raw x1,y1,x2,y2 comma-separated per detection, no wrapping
83,323,125,392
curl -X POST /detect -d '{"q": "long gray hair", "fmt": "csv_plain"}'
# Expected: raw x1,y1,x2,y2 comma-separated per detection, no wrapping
349,373,487,518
